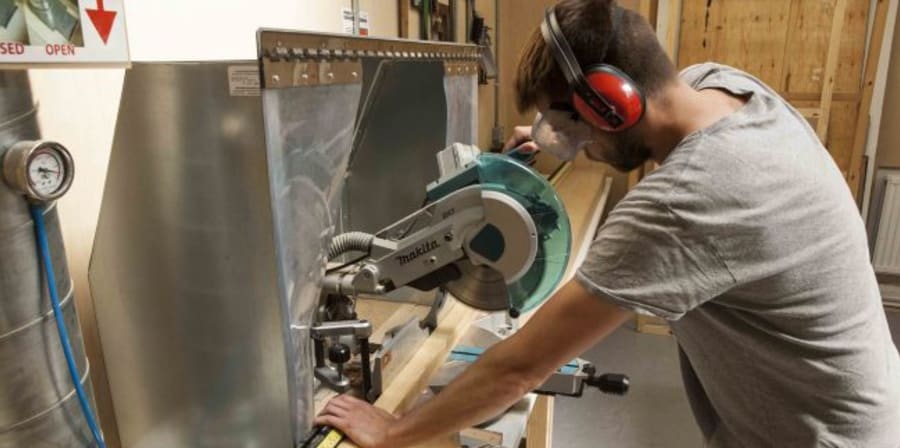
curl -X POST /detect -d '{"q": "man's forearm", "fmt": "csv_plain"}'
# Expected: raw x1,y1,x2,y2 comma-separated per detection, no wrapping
387,337,543,447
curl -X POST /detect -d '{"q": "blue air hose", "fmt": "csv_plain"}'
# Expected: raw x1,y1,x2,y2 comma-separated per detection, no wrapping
29,204,106,448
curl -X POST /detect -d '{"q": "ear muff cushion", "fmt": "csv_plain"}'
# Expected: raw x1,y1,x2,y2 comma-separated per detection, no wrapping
573,64,645,131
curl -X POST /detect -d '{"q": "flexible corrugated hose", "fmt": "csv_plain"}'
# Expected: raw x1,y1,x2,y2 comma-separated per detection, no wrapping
327,231,375,260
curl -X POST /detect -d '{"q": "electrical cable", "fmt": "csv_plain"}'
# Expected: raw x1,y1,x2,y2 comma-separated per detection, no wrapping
30,204,106,448
325,254,368,274
326,196,432,275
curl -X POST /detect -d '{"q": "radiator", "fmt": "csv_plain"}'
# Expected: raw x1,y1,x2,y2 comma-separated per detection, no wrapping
873,175,900,275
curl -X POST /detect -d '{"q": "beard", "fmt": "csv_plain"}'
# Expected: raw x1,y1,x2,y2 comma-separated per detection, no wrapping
585,129,652,172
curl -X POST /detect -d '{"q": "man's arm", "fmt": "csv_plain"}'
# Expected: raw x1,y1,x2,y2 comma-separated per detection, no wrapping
316,279,634,448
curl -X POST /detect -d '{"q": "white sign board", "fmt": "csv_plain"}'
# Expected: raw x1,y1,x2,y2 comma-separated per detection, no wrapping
0,0,129,67
341,7,369,36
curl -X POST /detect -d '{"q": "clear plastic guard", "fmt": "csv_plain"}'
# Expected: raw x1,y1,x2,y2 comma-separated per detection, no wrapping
261,83,362,438
475,153,572,312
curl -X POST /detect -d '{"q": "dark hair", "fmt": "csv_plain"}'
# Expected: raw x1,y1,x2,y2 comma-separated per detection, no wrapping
514,0,677,113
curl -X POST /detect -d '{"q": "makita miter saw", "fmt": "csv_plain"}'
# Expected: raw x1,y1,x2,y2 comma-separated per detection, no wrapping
312,144,622,404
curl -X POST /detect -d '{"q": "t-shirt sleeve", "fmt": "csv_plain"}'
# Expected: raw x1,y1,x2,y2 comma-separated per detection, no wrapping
576,183,736,321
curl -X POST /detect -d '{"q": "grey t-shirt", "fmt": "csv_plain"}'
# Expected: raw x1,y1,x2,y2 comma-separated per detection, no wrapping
576,63,900,447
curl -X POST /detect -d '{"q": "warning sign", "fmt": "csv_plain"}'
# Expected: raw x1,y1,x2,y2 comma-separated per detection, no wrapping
0,0,129,67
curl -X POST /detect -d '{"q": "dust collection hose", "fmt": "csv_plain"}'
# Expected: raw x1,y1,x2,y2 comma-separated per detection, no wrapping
29,204,106,448
327,231,375,260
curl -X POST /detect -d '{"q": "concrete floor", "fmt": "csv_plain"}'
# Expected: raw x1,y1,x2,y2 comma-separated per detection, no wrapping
552,310,900,447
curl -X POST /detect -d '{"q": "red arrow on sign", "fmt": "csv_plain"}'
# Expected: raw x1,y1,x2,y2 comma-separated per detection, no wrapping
86,0,117,44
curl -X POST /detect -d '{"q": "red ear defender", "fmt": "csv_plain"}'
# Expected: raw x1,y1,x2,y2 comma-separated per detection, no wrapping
573,64,645,132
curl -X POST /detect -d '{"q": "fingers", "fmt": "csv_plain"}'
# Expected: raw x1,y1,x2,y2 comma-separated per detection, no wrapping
502,125,534,151
321,400,351,416
502,135,520,151
314,414,346,429
516,141,540,153
318,394,368,419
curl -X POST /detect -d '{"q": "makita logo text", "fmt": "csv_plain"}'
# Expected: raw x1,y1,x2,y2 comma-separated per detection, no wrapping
396,240,440,265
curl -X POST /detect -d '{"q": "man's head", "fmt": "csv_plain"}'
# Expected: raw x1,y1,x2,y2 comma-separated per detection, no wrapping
515,0,678,171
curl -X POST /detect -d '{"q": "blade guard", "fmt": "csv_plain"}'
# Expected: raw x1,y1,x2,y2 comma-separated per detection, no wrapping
433,153,572,313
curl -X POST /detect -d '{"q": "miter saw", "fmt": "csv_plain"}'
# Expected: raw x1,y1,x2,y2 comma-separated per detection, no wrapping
312,143,573,401
304,144,629,448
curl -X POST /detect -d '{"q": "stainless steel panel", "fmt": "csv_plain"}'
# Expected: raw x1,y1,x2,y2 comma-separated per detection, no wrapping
261,78,362,439
0,71,94,447
444,73,478,147
343,60,447,234
90,62,293,448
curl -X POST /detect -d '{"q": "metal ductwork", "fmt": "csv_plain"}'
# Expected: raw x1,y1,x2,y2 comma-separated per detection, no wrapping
0,72,96,446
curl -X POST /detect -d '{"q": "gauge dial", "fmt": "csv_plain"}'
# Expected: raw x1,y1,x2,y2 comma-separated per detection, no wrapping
28,150,66,197
2,141,74,202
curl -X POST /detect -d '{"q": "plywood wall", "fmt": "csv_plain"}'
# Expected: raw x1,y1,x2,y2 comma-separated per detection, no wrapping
678,0,872,187
875,14,900,167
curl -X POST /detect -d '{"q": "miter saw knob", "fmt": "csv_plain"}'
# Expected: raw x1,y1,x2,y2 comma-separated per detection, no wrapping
328,343,352,365
587,373,630,396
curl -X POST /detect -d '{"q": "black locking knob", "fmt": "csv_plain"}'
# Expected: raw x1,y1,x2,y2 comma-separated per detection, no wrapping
328,343,352,364
587,373,630,396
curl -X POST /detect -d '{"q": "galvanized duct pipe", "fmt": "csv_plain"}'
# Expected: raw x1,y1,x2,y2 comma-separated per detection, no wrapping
0,71,95,447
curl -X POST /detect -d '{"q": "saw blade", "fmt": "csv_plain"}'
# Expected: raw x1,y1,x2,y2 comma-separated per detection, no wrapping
444,260,510,311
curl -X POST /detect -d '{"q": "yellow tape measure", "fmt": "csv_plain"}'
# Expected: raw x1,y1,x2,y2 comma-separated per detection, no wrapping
316,429,344,448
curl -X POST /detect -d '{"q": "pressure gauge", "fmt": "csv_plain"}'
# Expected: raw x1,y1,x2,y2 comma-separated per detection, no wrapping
2,141,74,203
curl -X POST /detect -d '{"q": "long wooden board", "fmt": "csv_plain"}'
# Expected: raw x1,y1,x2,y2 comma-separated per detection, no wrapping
848,0,892,198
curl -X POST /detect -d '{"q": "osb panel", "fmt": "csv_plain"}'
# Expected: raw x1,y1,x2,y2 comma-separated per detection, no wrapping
783,0,869,96
793,99,860,178
678,0,793,87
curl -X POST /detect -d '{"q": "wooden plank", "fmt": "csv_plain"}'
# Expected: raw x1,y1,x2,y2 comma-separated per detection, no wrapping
664,0,682,58
638,0,659,26
848,0,892,198
497,0,557,143
778,0,803,92
785,91,861,102
526,395,554,448
796,107,824,119
627,166,643,190
553,155,611,279
372,300,481,413
335,300,478,448
783,0,869,96
677,0,793,86
816,0,849,141
399,0,410,38
636,314,672,336
314,300,431,411
461,427,504,445
794,99,861,179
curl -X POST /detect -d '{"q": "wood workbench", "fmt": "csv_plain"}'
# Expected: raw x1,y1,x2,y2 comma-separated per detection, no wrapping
325,154,612,447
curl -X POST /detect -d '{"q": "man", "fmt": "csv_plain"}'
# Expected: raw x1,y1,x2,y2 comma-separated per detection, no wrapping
317,0,900,446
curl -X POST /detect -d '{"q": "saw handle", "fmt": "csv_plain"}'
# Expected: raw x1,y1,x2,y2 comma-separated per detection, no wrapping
584,364,630,396
505,145,538,165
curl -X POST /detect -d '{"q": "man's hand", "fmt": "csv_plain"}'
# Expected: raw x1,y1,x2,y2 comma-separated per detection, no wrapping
503,125,539,153
315,395,397,448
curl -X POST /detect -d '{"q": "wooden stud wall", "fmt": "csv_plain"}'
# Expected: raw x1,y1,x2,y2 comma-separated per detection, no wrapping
678,0,875,195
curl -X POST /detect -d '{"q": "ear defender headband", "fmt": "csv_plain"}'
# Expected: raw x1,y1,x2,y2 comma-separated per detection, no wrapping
540,5,645,132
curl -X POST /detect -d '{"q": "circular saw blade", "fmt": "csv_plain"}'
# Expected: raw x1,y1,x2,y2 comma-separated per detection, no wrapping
444,260,510,311
473,154,572,313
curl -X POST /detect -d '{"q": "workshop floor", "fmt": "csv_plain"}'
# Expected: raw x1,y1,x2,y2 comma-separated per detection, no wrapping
552,309,900,448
